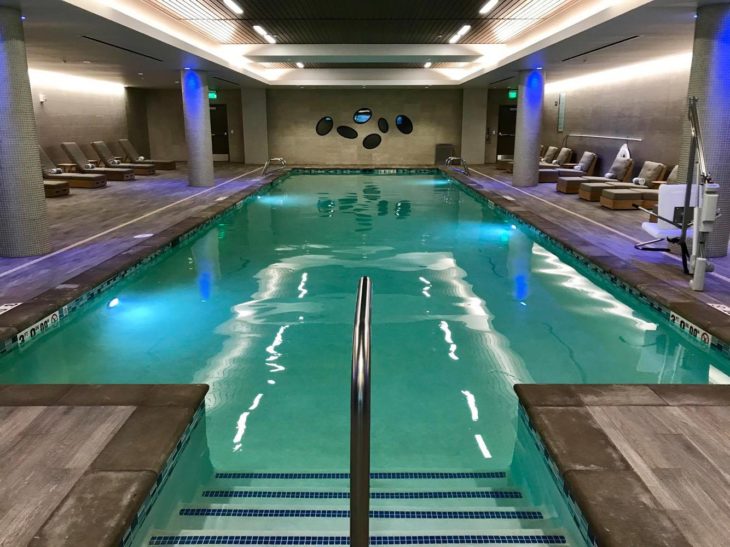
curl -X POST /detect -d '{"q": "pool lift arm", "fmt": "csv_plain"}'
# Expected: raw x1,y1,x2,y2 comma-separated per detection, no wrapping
682,97,720,291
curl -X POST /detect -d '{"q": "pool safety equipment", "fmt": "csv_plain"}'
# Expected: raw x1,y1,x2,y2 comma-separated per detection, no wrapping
445,156,470,176
635,97,720,291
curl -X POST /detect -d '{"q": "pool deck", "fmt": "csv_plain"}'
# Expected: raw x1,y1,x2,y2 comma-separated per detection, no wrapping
0,383,207,547
516,384,730,547
450,165,730,352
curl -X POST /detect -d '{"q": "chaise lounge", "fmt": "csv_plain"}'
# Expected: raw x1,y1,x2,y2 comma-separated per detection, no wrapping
540,150,596,183
92,141,156,176
43,180,70,198
119,139,176,170
61,142,135,181
39,147,107,188
579,160,665,203
599,162,671,210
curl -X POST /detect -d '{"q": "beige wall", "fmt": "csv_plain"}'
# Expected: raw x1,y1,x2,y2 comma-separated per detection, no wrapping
461,88,488,165
32,84,127,165
267,89,463,165
541,69,690,177
143,88,245,163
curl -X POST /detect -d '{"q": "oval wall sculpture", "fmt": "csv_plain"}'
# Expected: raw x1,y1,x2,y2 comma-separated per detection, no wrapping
353,108,372,124
395,114,414,134
377,118,389,133
337,125,359,139
316,116,334,136
363,134,382,150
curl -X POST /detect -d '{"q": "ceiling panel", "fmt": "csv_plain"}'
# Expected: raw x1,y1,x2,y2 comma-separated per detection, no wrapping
140,0,584,45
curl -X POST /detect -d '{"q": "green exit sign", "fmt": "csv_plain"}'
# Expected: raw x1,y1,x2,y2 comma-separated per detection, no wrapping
508,89,518,100
208,90,218,100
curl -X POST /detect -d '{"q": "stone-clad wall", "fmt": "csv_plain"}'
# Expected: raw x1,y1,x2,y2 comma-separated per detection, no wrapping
267,88,463,165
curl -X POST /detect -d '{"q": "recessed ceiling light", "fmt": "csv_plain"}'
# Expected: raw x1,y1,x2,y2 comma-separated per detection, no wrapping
253,25,267,36
137,72,143,76
296,62,304,68
264,34,276,44
536,66,544,70
223,0,243,15
449,25,471,43
424,61,432,68
82,60,91,64
479,0,499,15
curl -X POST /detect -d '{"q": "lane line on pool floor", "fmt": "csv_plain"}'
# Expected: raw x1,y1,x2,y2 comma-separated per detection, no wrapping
467,168,730,285
0,165,264,280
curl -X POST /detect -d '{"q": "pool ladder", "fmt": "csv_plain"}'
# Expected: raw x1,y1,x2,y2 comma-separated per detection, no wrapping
262,157,287,175
350,277,372,547
445,156,470,176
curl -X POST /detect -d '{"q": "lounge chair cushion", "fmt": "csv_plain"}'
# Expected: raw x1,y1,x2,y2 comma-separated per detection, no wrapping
666,165,679,183
542,146,559,163
603,157,633,181
556,177,588,194
634,161,666,185
553,147,572,166
576,152,597,174
579,182,635,202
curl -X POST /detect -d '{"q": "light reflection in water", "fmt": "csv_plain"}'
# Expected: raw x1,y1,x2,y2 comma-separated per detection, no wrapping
460,390,479,421
474,434,492,459
438,321,459,361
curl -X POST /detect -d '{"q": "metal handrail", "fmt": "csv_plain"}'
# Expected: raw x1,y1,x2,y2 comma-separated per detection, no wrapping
350,276,372,547
445,156,470,175
262,157,287,175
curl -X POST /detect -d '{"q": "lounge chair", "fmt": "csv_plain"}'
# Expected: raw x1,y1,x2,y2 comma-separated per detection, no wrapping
556,151,635,194
92,141,156,176
539,147,572,169
43,180,70,198
541,146,559,165
580,161,665,203
119,139,176,170
540,151,596,183
61,142,134,181
39,148,107,188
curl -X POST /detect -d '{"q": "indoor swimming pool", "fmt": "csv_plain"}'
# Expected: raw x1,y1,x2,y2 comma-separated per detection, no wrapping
0,172,726,471
1,172,728,544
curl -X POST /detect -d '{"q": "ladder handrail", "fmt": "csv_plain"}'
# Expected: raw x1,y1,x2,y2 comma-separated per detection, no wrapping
262,157,287,175
350,276,371,547
445,156,470,176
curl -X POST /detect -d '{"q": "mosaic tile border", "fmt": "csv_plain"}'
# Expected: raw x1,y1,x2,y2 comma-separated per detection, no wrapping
0,176,283,357
201,490,523,500
448,172,730,359
148,534,568,545
214,472,506,480
178,508,544,520
121,402,206,547
290,168,440,176
518,406,596,547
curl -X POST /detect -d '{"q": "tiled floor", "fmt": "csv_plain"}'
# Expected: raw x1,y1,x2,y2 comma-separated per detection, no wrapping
0,384,206,547
517,384,730,547
0,164,264,303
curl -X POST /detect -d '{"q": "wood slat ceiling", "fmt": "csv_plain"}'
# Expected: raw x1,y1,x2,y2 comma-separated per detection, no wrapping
141,0,583,45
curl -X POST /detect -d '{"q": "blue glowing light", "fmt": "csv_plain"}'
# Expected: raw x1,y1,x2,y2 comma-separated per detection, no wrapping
108,298,120,308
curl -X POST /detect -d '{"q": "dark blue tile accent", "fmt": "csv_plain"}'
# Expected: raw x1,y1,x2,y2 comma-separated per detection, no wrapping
214,472,507,480
178,508,544,520
148,534,567,545
200,491,522,500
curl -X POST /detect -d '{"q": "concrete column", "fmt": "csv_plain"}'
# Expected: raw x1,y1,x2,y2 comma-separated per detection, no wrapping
460,88,487,165
0,7,50,257
180,69,214,187
512,69,544,188
241,88,269,165
677,3,730,257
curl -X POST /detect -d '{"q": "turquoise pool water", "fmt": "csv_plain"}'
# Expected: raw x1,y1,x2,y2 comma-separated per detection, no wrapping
0,173,727,473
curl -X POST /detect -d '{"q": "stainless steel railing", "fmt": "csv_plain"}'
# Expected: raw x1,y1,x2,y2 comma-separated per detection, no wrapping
262,157,287,175
350,276,372,547
445,156,470,175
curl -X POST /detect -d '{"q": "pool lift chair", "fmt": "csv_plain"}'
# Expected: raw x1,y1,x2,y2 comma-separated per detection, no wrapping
445,156,469,176
634,97,720,292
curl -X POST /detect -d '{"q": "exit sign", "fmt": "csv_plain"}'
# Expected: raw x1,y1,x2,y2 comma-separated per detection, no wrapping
208,90,218,100
508,89,518,100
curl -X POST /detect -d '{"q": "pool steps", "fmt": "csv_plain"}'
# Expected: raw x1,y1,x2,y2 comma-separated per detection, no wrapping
144,470,573,546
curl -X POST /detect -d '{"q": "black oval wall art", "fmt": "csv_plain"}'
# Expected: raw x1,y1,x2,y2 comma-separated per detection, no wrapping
337,125,359,139
378,118,389,133
316,116,334,136
363,133,382,150
395,114,413,134
353,108,372,124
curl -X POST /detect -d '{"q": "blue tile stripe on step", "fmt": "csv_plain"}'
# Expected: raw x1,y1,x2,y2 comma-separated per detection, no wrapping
179,508,544,519
214,472,507,480
149,534,567,545
201,491,522,499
